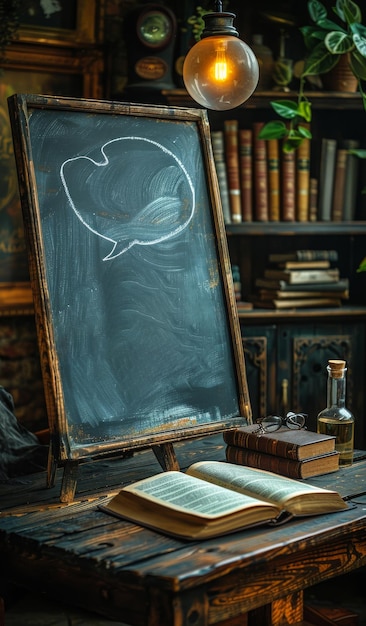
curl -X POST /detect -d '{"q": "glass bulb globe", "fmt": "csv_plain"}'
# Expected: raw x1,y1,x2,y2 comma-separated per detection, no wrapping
183,35,259,111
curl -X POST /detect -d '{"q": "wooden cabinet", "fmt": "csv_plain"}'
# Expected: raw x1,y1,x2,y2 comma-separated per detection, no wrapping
242,316,365,447
230,222,366,449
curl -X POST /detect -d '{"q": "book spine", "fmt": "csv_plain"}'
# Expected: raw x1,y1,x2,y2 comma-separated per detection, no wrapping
331,148,348,221
253,122,269,221
267,139,280,221
211,131,232,224
281,148,296,221
318,138,337,221
239,129,253,222
224,120,242,223
309,178,318,222
264,269,340,283
223,429,300,459
225,446,305,478
269,250,338,263
342,139,360,221
296,129,311,222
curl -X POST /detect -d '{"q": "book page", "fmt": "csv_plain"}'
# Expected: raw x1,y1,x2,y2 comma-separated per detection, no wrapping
125,470,272,518
186,461,335,506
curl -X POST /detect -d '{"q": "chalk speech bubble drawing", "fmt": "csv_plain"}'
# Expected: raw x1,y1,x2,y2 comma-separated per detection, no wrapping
60,137,196,261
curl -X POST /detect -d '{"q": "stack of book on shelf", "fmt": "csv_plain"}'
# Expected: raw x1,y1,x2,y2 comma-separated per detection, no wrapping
318,137,360,222
250,249,349,310
211,119,313,223
223,425,340,479
211,120,362,224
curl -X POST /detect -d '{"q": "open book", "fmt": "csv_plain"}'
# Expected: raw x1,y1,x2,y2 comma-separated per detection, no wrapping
100,461,347,540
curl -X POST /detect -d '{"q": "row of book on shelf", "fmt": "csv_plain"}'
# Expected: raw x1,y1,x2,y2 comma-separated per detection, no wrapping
212,119,361,224
235,249,349,311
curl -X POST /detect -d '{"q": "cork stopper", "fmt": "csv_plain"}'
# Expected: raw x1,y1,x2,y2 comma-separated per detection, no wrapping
328,359,346,378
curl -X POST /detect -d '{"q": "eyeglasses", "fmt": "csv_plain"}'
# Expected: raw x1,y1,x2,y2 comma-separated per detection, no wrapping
254,411,307,434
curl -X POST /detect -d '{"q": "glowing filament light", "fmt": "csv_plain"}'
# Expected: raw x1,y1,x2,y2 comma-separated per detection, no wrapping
214,44,228,81
182,4,259,111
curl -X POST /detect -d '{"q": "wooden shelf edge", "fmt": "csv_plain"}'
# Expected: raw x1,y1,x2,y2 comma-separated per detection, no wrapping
225,222,366,236
238,305,366,320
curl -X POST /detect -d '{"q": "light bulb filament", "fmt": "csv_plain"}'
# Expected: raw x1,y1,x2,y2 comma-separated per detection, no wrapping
214,44,228,82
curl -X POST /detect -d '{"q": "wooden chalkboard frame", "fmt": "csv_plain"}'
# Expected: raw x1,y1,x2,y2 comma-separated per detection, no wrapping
8,94,251,501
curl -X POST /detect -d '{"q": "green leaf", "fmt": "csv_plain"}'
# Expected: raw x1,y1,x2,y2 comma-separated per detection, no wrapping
297,125,313,138
357,257,366,272
300,25,327,50
337,0,362,25
302,42,340,75
297,100,312,122
283,136,304,152
271,100,298,119
258,121,288,140
308,0,328,24
348,148,366,158
317,18,345,32
324,31,353,53
350,48,366,79
352,27,366,59
272,61,293,86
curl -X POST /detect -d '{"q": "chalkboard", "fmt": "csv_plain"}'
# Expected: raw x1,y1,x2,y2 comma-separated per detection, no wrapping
8,94,251,491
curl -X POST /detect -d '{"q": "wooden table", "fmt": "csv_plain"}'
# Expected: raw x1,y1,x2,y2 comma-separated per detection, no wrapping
1,435,366,626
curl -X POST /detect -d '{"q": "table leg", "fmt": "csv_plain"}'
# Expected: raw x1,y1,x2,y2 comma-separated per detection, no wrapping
248,591,304,625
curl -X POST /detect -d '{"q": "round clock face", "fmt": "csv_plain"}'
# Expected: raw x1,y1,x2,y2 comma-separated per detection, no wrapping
137,10,172,48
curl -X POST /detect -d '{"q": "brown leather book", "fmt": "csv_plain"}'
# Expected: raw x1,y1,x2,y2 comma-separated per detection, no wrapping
239,129,253,222
267,138,280,221
249,296,342,309
253,122,269,221
331,148,348,221
281,148,296,221
309,177,318,222
225,446,340,479
223,426,336,460
296,129,311,221
224,119,242,223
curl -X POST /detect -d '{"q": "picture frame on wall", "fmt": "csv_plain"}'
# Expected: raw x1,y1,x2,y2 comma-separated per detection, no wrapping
18,0,102,46
0,43,104,308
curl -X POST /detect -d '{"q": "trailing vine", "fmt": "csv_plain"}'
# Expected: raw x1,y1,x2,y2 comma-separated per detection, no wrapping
258,76,313,152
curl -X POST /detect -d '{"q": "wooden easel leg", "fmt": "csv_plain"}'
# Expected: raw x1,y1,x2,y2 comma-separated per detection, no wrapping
46,439,58,488
60,460,79,503
152,443,180,471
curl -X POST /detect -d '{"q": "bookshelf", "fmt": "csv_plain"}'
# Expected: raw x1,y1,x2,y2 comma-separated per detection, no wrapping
163,89,366,448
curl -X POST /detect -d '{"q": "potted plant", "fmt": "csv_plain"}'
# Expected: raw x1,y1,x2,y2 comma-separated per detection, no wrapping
259,0,366,151
300,0,366,95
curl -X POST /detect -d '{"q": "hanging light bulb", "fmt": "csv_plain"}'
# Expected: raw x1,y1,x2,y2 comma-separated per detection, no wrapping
183,2,259,111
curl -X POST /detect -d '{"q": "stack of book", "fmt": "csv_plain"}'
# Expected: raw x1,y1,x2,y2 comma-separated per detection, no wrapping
250,249,349,310
318,137,360,222
211,121,362,224
223,425,340,479
211,120,312,224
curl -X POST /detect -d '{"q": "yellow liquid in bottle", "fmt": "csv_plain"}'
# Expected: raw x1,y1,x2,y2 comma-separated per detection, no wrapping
317,414,354,465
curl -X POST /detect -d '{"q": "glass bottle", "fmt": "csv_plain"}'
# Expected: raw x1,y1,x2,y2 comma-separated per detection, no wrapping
251,34,274,91
317,359,354,466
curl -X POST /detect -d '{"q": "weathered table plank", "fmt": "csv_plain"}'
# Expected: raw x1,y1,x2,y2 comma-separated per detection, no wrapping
1,435,366,625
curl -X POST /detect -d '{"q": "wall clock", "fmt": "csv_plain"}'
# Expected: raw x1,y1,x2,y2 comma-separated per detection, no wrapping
123,4,177,97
